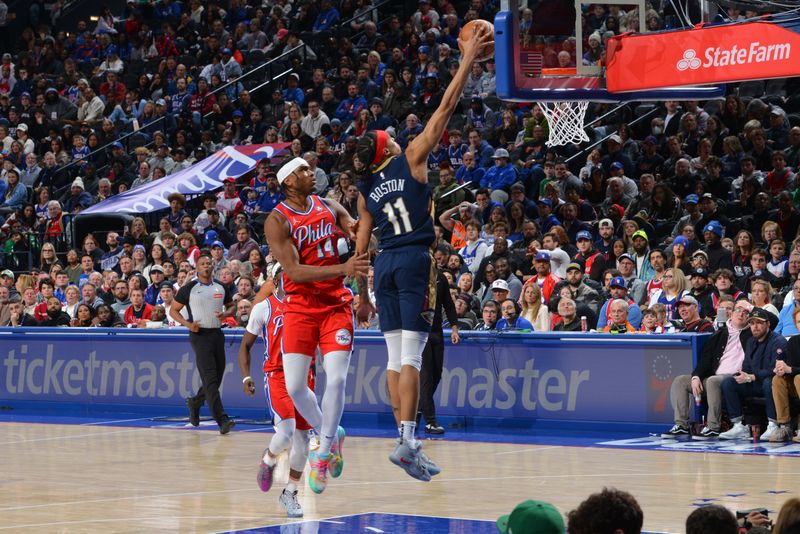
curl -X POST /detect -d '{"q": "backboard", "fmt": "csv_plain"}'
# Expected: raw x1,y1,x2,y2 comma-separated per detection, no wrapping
494,0,725,103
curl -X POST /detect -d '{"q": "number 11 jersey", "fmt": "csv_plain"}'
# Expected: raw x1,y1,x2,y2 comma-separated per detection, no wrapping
358,154,436,251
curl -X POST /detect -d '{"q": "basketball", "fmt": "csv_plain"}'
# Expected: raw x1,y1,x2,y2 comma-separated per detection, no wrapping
458,19,494,62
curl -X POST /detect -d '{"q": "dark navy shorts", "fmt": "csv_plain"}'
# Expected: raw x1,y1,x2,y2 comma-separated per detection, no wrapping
373,246,435,333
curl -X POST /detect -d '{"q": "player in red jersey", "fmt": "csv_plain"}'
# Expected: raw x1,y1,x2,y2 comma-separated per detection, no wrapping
264,157,369,495
238,263,309,518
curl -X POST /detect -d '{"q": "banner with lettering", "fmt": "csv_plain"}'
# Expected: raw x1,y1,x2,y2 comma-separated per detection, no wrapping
606,19,800,93
0,330,699,424
82,144,290,214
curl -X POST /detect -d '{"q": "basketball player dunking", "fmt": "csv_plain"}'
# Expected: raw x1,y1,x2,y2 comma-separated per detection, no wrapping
353,26,494,480
265,158,370,494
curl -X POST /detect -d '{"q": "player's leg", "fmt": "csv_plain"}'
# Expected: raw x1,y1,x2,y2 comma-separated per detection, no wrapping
374,251,403,430
282,309,323,431
279,428,310,518
258,372,298,493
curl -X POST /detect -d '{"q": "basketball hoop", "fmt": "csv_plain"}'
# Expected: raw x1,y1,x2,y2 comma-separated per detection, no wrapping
537,101,591,147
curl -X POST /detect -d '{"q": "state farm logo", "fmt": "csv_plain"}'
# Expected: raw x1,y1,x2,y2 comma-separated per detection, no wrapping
677,49,701,70
677,42,791,71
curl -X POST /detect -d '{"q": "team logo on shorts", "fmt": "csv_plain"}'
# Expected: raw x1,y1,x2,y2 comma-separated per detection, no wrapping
335,328,352,346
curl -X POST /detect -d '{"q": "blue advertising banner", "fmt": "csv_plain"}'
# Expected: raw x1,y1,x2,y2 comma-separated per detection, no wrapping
0,329,701,424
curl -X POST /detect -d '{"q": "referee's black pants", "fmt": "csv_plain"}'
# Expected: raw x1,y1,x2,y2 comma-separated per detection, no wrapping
188,328,228,424
419,330,445,425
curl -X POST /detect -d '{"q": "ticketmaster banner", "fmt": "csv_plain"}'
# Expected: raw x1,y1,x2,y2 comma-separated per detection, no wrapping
0,329,701,424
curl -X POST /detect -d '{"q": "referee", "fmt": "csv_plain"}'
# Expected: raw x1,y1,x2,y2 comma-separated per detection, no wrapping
170,254,236,434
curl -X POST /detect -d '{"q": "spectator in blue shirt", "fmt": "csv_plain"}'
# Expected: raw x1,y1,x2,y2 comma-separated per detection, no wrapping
397,113,424,149
467,128,495,168
455,150,485,186
480,148,518,203
334,83,367,124
535,198,561,234
777,280,800,336
282,73,305,106
313,0,340,31
496,299,534,331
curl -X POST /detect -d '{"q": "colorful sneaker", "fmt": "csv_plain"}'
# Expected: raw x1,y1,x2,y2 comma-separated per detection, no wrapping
693,427,720,440
389,440,432,482
307,450,331,494
328,426,346,479
661,424,690,438
769,425,794,443
760,421,779,441
719,422,751,440
257,450,275,492
279,489,303,518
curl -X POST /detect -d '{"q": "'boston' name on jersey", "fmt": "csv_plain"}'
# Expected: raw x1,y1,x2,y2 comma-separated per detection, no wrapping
368,176,405,204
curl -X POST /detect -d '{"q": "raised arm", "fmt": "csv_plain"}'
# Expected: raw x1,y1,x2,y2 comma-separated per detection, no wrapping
264,211,370,283
405,27,494,175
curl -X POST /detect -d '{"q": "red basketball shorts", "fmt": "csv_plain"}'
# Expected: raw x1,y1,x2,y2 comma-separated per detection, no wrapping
265,369,314,431
282,293,354,357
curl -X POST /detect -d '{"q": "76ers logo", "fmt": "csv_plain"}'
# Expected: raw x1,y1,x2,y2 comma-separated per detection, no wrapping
335,328,352,346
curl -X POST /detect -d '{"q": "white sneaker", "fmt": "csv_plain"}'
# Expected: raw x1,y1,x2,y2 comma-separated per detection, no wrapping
719,422,751,440
760,421,779,441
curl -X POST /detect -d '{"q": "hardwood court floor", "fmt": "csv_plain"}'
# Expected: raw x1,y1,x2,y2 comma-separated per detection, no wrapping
0,422,797,533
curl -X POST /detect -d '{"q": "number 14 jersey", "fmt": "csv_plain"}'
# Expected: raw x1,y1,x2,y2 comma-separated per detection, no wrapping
272,196,351,301
358,154,435,251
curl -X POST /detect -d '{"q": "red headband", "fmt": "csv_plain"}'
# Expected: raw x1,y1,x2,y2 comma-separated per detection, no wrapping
372,130,389,166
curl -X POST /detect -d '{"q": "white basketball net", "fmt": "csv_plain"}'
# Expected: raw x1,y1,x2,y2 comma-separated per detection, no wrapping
537,101,591,147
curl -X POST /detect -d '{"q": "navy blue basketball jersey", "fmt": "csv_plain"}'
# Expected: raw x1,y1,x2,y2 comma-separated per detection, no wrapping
358,154,435,251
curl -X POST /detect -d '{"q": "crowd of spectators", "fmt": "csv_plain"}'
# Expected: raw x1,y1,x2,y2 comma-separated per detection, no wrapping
0,0,800,344
498,487,800,534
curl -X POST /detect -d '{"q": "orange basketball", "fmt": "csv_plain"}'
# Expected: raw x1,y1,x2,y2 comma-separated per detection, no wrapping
458,19,495,62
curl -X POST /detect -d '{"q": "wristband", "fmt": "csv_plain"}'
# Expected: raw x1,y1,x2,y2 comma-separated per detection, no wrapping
242,376,252,384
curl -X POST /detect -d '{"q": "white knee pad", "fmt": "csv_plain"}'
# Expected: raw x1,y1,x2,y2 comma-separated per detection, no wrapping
385,329,402,372
400,330,428,371
289,430,310,472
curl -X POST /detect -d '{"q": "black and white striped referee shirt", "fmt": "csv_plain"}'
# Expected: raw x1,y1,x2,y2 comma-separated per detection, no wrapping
175,279,233,329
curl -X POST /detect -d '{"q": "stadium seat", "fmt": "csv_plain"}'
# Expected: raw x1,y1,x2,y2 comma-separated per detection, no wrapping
738,80,765,99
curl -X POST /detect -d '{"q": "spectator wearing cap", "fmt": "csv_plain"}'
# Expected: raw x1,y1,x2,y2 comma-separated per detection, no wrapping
149,144,175,174
616,252,647,305
701,220,733,272
557,262,602,315
465,97,496,139
574,230,607,282
676,294,714,332
255,170,284,215
601,133,634,178
202,210,234,248
216,177,243,217
209,240,229,278
694,193,731,238
767,105,791,149
597,276,643,329
524,251,561,304
670,194,702,240
281,73,305,107
366,98,396,132
490,278,511,304
635,136,665,178
144,265,166,305
599,299,636,334
720,307,786,440
534,198,560,235
687,267,717,318
63,177,93,214
629,229,654,281
607,160,638,199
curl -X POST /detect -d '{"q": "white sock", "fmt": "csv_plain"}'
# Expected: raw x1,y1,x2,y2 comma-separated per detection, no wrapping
286,479,298,494
263,451,278,467
401,420,418,447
